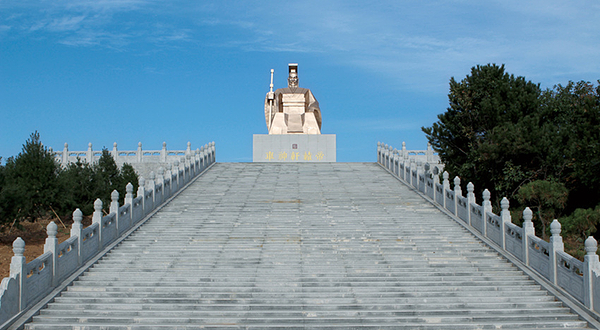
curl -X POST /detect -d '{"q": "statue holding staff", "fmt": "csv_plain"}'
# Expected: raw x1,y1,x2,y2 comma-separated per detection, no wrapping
264,64,322,134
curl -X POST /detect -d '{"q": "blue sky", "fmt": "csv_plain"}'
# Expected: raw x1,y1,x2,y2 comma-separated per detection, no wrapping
1,1,599,163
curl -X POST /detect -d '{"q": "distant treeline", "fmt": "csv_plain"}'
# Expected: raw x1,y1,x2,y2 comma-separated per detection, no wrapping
0,132,139,229
423,64,600,258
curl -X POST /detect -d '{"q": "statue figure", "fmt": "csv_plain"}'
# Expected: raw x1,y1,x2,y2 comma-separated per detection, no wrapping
264,64,322,134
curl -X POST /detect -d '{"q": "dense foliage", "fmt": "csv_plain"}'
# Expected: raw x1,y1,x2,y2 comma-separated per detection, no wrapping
423,64,600,257
0,132,139,228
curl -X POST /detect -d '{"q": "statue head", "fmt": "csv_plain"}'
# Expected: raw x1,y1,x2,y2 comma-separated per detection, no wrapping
288,63,299,88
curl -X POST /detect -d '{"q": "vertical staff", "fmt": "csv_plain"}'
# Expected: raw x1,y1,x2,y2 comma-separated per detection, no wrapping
267,69,274,131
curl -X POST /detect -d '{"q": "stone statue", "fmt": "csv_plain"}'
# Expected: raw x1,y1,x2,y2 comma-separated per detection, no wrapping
264,64,322,134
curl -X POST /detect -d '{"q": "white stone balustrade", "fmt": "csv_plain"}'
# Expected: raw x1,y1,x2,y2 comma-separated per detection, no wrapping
54,141,202,165
378,141,600,314
0,142,216,328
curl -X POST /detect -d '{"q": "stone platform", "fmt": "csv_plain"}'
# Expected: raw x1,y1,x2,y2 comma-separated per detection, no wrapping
253,134,336,162
24,163,589,329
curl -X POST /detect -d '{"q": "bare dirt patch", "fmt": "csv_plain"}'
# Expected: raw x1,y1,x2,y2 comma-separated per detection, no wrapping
0,216,92,279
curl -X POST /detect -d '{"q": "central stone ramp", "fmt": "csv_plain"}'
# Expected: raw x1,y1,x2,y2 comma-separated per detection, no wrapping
26,163,588,329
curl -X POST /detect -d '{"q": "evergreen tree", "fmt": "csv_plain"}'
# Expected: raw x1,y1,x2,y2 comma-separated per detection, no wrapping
422,64,542,203
0,132,61,225
93,149,121,211
59,159,96,215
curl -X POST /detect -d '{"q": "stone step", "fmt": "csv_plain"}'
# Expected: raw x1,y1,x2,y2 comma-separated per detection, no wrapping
43,301,568,312
23,163,592,329
26,316,589,329
51,295,559,305
67,283,541,292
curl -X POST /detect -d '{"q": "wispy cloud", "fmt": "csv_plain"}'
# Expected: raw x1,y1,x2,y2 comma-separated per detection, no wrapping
2,0,599,89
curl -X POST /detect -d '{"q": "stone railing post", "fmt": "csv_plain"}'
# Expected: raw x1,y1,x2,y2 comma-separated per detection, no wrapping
86,143,93,163
442,171,450,208
10,237,26,310
206,143,210,165
44,222,58,286
161,142,167,162
157,168,165,202
112,142,118,162
391,149,397,175
409,159,415,186
548,219,564,284
199,146,205,171
210,142,215,163
387,145,393,170
186,141,192,156
482,189,491,236
377,142,381,164
522,207,535,265
584,237,599,309
401,141,407,159
423,163,431,195
137,177,146,217
165,166,173,196
137,142,143,163
92,198,104,247
383,144,388,167
110,190,120,232
173,161,180,192
453,176,461,213
62,143,69,164
148,172,156,205
426,142,433,163
467,182,475,226
71,208,84,265
195,148,201,171
187,154,194,178
179,157,186,184
500,197,511,249
125,183,134,207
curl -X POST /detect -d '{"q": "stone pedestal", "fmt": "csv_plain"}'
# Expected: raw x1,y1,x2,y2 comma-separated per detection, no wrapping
253,134,336,162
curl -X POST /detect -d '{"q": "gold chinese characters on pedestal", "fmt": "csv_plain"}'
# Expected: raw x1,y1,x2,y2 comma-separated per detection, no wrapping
264,64,322,134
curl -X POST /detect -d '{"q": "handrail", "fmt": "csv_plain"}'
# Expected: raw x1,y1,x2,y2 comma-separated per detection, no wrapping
0,142,216,329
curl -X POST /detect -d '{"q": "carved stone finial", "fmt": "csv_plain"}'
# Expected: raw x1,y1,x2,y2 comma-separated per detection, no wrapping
126,183,134,195
64,142,68,148
139,177,146,186
550,219,562,237
443,171,449,181
94,198,103,211
150,171,156,180
501,197,509,211
73,208,83,224
187,141,191,148
158,167,164,176
138,142,142,147
453,176,461,187
483,189,491,202
88,142,92,148
47,221,58,238
523,207,533,222
13,237,25,256
467,182,474,194
585,237,598,255
174,160,179,167
113,142,117,148
111,190,119,202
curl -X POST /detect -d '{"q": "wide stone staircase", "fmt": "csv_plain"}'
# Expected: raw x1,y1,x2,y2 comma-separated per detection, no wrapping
24,163,591,329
